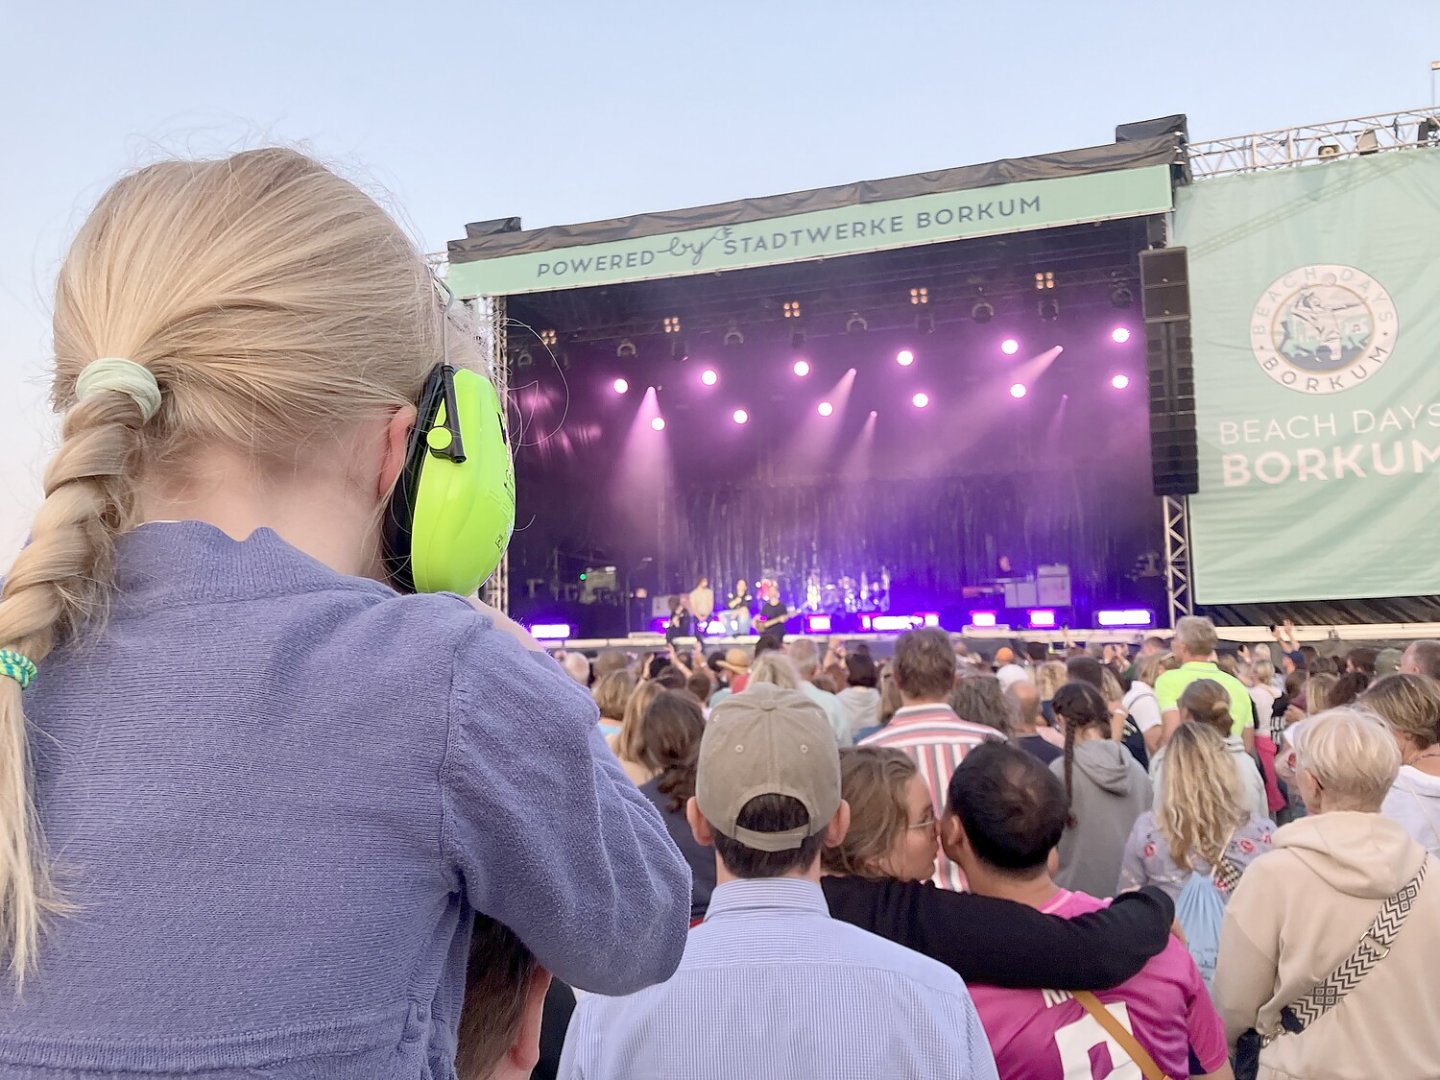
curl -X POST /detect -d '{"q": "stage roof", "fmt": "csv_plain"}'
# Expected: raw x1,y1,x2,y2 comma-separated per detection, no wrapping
446,131,1182,298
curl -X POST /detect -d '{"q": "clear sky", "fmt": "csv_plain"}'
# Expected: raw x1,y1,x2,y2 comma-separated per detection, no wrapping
2,0,1436,557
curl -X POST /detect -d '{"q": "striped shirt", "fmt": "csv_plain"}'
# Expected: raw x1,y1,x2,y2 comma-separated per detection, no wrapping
860,704,1005,890
558,878,998,1080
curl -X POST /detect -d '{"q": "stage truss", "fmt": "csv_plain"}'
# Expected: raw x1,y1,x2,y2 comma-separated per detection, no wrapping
1162,495,1193,626
1187,107,1440,179
470,293,511,614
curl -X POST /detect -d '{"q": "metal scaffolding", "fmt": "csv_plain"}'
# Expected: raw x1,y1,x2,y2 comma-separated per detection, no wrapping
469,294,511,614
1187,107,1440,179
1163,495,1193,626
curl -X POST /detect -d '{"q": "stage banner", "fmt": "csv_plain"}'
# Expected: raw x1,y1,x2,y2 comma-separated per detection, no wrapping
1177,151,1440,604
448,165,1173,297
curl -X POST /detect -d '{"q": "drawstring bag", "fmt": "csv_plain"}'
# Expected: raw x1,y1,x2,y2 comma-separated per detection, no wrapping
1175,868,1227,990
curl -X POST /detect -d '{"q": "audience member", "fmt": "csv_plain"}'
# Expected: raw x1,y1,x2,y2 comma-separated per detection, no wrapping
1067,654,1146,770
1120,722,1273,929
1214,709,1440,1078
1375,647,1404,677
1306,654,1339,676
788,638,853,746
558,651,591,687
1242,655,1287,817
860,629,1005,889
992,646,1028,690
836,652,882,741
1125,651,1177,764
1328,670,1371,707
611,679,665,785
821,748,1182,992
558,685,1000,1079
1361,673,1440,856
592,671,635,739
1050,682,1152,897
710,648,751,706
944,743,1230,1080
0,148,691,1075
873,664,904,734
748,651,803,691
457,917,552,1080
1008,680,1063,764
1156,616,1256,750
951,675,1016,737
1157,680,1269,822
1033,659,1068,724
592,650,633,681
633,690,716,921
685,670,714,707
1301,672,1338,716
1346,647,1378,677
752,633,785,660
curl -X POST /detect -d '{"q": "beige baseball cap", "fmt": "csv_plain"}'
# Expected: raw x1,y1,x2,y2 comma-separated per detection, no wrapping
695,683,841,852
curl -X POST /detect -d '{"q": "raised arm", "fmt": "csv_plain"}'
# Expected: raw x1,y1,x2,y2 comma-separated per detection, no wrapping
442,621,691,995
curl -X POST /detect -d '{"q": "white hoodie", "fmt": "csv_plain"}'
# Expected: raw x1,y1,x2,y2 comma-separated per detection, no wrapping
1214,812,1440,1080
1381,765,1440,857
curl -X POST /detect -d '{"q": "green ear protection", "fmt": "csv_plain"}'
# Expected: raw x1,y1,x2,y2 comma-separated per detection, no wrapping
383,364,515,595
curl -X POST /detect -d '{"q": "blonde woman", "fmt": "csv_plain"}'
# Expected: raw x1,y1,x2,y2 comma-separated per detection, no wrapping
746,650,803,691
0,150,688,1076
1361,673,1440,856
593,669,636,739
822,747,939,883
1119,723,1273,900
610,678,665,785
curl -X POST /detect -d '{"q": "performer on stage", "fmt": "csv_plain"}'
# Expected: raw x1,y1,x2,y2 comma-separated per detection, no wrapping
755,583,791,645
721,578,752,637
688,576,715,643
664,595,689,647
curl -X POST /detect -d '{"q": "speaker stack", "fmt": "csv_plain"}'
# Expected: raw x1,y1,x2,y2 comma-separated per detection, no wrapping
1140,247,1198,496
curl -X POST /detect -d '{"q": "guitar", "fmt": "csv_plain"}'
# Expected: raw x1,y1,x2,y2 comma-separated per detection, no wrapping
753,607,797,632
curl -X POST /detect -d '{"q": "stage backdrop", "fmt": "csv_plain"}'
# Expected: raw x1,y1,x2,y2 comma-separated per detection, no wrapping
1177,151,1440,604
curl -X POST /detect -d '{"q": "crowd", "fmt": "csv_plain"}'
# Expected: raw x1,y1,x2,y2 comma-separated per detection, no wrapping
5,149,1439,1080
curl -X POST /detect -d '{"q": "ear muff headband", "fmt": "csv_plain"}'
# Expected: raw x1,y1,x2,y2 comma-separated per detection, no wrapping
383,365,515,595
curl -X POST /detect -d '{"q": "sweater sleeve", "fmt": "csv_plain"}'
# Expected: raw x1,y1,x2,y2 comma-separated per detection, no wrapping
441,621,691,995
825,877,1175,988
1117,815,1150,894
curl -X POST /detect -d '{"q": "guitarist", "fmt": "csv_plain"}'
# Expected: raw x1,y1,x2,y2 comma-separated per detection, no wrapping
755,583,792,646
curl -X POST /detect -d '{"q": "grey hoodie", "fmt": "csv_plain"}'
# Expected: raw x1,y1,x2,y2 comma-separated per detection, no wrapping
1050,740,1153,898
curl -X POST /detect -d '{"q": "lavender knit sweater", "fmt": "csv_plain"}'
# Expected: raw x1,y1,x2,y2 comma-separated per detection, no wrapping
0,522,690,1078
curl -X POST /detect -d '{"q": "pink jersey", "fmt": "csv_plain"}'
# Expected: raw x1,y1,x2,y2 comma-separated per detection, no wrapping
968,890,1227,1079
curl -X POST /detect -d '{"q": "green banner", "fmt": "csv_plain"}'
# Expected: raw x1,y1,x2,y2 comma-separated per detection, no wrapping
1178,152,1440,604
448,165,1173,298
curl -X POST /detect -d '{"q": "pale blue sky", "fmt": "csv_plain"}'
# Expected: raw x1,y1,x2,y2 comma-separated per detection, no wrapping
2,0,1436,556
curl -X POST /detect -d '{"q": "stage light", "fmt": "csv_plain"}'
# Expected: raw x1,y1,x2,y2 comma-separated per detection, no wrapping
847,312,869,334
1033,271,1055,291
1111,326,1132,344
1009,383,1027,399
971,300,994,324
909,287,929,305
1097,609,1155,628
1001,338,1020,356
732,409,749,425
868,615,921,633
970,611,998,628
701,368,718,386
723,322,745,347
1111,374,1131,390
817,401,834,417
539,329,558,346
612,378,629,394
919,613,941,628
670,338,689,362
1027,609,1058,629
515,347,534,369
651,416,666,431
911,392,930,409
530,623,572,641
1038,297,1060,321
793,359,811,377
804,614,833,635
784,300,802,319
663,316,682,334
617,339,637,358
1111,283,1133,308
897,349,915,367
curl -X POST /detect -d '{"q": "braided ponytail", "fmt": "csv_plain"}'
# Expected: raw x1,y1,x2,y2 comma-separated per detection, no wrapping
0,389,149,983
1052,681,1112,823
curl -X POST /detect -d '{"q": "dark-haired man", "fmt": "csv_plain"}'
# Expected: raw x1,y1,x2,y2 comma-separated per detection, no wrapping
861,628,1003,889
942,743,1230,1080
559,684,999,1079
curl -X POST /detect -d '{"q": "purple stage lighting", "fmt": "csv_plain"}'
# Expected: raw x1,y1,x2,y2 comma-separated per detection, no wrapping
804,614,833,635
530,623,571,641
970,611,998,628
732,409,749,425
1096,608,1155,628
1009,383,1027,399
612,378,629,395
866,614,921,633
651,416,666,432
817,401,834,417
793,359,811,377
896,349,915,367
1027,609,1058,629
1110,374,1131,390
919,613,941,628
1001,338,1020,356
701,368,718,386
912,392,930,409
1111,327,1132,344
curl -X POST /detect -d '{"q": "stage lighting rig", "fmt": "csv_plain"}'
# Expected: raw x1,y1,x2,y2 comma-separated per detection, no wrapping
971,299,994,323
723,322,746,347
1038,297,1060,321
616,339,637,358
846,312,869,333
670,337,689,362
663,316,682,334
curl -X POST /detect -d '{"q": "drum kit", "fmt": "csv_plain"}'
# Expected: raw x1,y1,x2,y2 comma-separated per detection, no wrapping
803,568,891,615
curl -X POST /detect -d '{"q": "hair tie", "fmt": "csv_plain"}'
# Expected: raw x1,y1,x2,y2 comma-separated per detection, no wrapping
75,357,162,423
0,650,37,691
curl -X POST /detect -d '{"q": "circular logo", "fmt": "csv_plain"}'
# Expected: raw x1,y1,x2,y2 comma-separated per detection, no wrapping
1250,265,1397,394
